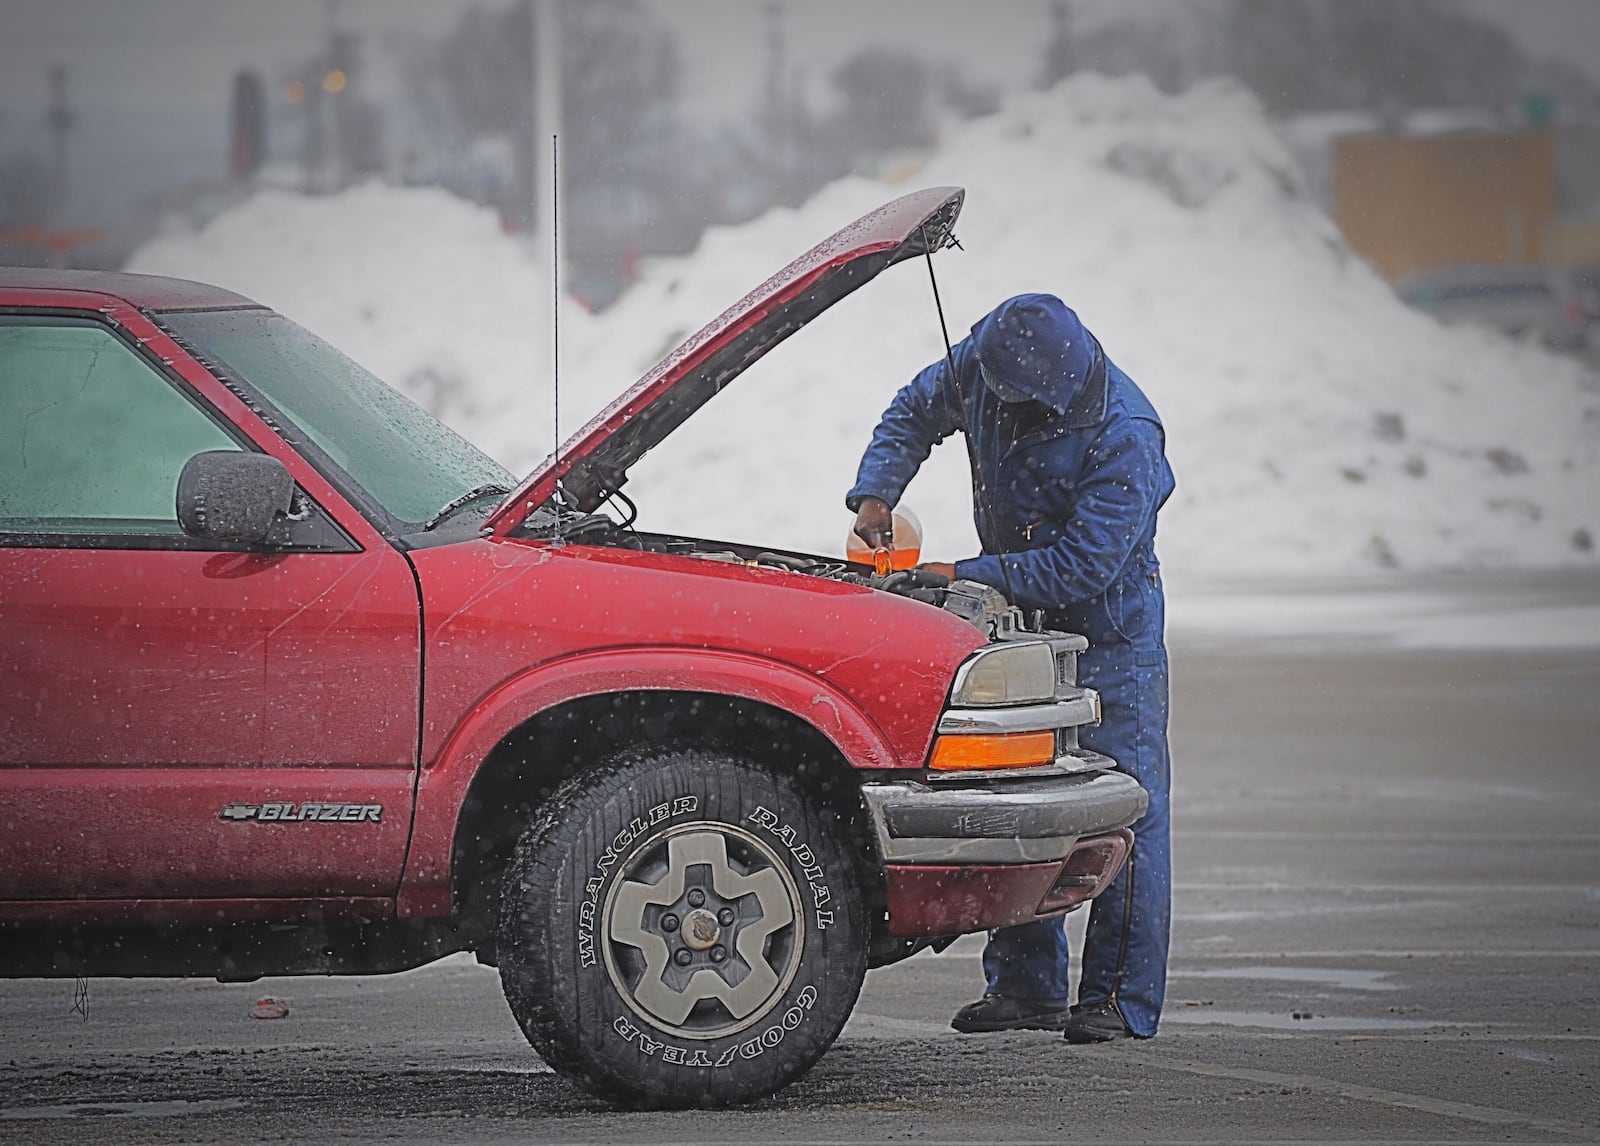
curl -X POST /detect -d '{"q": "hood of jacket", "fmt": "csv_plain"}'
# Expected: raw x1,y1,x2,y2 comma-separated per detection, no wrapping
970,293,1098,416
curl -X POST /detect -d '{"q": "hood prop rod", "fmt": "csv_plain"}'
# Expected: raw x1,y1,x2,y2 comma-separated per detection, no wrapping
920,225,1019,607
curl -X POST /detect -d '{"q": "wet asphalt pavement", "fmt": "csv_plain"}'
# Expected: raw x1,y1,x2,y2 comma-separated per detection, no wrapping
2,573,1597,1143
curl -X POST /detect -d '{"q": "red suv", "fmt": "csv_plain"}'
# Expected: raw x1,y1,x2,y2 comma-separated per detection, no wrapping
0,187,1145,1107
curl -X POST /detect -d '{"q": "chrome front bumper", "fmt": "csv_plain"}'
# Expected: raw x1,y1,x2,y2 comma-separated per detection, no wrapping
860,770,1149,864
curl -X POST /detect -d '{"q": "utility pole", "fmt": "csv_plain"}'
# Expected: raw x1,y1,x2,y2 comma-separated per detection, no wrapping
322,0,348,191
45,65,75,227
764,0,790,206
327,30,355,190
531,0,565,425
532,0,564,262
1041,0,1075,89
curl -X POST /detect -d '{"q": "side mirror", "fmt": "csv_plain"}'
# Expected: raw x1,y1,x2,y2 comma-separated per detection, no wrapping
176,451,294,545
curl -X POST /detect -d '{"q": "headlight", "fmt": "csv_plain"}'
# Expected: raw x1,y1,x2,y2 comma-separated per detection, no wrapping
949,642,1056,707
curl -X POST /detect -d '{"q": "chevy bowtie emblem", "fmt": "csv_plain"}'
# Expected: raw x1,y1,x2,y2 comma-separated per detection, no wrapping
217,802,382,823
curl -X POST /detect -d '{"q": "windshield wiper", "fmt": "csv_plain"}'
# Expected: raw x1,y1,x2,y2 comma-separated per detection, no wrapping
421,484,511,532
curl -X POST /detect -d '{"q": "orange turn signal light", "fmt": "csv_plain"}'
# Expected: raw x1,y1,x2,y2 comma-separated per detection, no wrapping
928,731,1056,771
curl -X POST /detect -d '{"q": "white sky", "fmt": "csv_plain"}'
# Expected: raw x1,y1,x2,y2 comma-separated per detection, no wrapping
645,0,1046,119
1456,0,1600,78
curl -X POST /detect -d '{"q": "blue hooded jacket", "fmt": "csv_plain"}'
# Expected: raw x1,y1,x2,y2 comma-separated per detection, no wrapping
851,296,1177,1033
847,293,1175,635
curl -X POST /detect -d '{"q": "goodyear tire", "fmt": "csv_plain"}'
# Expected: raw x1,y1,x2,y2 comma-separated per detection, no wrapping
497,746,867,1108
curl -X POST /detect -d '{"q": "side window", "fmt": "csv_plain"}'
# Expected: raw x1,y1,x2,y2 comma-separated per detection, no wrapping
0,316,241,538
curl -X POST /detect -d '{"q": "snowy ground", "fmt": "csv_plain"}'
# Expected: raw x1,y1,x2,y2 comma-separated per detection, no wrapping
129,74,1599,589
1169,569,1600,650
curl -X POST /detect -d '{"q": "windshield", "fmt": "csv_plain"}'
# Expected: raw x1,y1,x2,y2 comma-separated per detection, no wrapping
159,308,510,526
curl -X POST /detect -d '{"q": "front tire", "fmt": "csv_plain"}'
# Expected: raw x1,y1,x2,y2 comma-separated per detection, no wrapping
497,746,866,1108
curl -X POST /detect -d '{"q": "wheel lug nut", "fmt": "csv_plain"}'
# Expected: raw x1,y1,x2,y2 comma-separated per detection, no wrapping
710,945,727,964
660,913,679,933
687,889,706,908
717,907,735,926
674,948,693,966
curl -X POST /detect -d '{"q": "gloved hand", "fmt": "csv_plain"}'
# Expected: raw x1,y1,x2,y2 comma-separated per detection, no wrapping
852,496,895,550
917,562,956,580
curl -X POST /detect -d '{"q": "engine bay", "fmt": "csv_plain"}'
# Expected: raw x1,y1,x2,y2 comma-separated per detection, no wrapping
520,503,1050,641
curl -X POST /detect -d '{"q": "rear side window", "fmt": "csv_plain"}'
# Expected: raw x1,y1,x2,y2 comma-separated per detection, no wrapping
0,316,240,536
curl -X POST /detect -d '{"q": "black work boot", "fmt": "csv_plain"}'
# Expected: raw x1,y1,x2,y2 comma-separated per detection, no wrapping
951,994,1073,1033
1064,999,1135,1043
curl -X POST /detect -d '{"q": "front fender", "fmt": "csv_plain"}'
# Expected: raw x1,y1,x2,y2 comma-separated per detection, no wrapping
397,646,900,917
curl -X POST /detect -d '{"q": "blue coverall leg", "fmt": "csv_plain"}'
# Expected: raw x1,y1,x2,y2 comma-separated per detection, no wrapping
980,572,1172,1037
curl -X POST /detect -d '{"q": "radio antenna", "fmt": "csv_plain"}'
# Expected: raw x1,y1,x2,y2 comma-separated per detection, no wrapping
550,132,563,543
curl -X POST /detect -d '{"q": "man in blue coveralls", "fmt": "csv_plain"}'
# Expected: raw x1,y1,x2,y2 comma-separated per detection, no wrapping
847,293,1174,1043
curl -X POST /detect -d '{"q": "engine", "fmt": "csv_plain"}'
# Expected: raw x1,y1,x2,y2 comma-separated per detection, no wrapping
528,506,1047,641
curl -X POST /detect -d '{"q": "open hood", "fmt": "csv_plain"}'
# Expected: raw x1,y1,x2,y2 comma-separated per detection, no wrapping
485,186,964,537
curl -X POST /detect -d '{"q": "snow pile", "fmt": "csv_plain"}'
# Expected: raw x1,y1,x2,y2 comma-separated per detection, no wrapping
588,74,1598,574
129,184,584,467
129,75,1599,576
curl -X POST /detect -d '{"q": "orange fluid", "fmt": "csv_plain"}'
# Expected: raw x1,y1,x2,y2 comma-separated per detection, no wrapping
845,505,923,571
